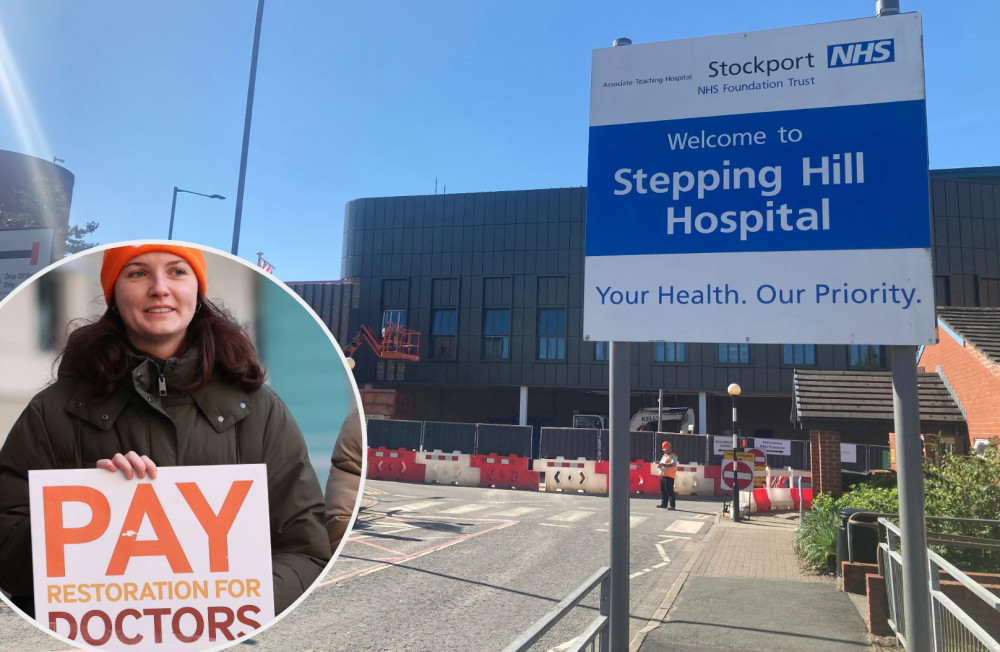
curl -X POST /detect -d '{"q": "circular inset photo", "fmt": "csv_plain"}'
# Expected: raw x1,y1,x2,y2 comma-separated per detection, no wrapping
0,240,365,651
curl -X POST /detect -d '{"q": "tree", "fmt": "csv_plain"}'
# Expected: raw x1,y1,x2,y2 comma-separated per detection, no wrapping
64,221,100,255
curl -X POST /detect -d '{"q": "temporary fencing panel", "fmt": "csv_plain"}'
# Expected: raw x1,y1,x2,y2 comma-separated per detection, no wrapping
656,433,709,466
423,421,477,455
366,419,422,451
477,424,533,458
540,428,600,460
756,439,811,471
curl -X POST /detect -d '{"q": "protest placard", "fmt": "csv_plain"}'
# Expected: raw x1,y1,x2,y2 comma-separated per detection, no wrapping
29,464,273,650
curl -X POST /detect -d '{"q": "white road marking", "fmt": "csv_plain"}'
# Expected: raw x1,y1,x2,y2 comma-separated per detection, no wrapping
389,500,441,512
540,523,570,528
665,520,704,534
600,515,649,529
548,510,598,523
491,506,541,517
692,513,712,519
439,503,489,514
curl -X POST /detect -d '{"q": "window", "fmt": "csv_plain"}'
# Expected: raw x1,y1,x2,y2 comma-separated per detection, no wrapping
850,344,885,368
431,309,457,359
381,309,406,330
718,343,750,364
783,344,815,365
594,341,608,361
483,309,510,360
538,308,566,360
654,342,685,363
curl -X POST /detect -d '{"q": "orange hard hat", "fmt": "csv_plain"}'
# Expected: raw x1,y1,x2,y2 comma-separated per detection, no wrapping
661,441,671,450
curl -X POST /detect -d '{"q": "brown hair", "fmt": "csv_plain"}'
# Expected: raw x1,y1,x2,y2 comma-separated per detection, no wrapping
57,295,266,399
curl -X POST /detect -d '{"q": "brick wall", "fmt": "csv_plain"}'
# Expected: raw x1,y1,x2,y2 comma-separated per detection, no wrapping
810,429,842,497
918,323,1000,448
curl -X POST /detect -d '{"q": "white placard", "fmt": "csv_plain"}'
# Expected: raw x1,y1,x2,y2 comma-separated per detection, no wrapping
840,444,858,464
30,465,274,650
755,438,792,456
0,228,54,303
713,436,733,455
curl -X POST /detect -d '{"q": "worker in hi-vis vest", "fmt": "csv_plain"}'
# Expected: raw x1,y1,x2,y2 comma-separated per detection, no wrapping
657,440,679,510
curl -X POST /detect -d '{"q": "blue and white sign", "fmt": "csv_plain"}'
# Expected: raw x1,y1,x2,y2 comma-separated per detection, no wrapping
584,14,936,345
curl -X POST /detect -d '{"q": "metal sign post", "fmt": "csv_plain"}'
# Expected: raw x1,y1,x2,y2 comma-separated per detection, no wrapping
608,342,630,651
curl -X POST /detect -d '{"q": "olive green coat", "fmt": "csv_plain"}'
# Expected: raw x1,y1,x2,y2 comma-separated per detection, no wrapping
0,355,330,615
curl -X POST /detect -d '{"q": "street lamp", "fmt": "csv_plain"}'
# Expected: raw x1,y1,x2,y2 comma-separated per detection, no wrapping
168,186,226,240
727,382,742,522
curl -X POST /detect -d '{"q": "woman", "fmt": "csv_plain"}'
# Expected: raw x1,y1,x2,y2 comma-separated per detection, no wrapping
0,244,331,617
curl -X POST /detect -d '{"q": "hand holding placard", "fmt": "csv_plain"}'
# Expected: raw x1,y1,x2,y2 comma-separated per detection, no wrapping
29,465,274,650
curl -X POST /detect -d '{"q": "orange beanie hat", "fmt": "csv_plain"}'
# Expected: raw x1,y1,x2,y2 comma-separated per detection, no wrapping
101,244,208,305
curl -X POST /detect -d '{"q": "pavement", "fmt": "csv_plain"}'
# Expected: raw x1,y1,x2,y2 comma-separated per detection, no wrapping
632,509,885,652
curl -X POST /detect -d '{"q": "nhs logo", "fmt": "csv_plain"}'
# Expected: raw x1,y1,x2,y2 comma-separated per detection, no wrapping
827,39,895,67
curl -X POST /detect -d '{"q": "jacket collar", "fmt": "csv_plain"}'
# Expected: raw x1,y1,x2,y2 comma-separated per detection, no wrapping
64,355,254,432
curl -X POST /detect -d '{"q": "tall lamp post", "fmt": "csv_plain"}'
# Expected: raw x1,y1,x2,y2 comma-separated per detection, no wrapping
727,382,741,522
168,186,226,240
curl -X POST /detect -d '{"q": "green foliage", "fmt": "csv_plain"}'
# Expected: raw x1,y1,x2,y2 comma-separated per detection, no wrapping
795,492,839,573
795,440,1000,574
923,438,1000,572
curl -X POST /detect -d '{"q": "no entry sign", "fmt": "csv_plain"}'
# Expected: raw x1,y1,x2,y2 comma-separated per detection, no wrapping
720,460,754,491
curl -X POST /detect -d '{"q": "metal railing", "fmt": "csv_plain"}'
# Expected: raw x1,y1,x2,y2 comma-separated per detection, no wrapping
879,518,1000,651
504,566,609,652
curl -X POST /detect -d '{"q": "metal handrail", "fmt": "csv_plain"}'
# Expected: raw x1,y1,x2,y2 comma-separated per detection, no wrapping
845,511,1000,562
504,566,610,652
879,517,1000,652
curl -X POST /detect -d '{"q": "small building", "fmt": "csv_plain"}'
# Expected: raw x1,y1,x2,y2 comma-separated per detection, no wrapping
791,369,966,449
917,306,1000,452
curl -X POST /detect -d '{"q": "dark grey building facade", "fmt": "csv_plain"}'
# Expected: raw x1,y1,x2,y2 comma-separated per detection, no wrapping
312,167,1000,441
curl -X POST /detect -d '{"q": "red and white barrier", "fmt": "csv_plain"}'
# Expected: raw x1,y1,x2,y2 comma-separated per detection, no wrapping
470,453,540,490
533,457,608,493
367,447,427,483
745,486,814,513
417,450,481,486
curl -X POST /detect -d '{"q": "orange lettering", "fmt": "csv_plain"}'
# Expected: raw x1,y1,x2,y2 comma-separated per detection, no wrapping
43,486,110,577
106,484,192,575
176,480,253,572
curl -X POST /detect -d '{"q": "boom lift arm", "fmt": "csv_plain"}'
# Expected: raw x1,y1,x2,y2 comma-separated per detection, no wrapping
343,323,421,362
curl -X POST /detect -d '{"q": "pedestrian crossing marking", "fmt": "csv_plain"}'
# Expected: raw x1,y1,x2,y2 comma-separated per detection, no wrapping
693,513,713,519
439,503,489,514
388,500,440,512
600,515,649,529
665,520,704,534
491,506,541,517
548,510,598,523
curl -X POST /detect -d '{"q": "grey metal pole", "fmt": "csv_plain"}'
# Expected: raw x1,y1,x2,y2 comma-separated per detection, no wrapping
168,186,179,240
231,0,265,256
890,345,932,649
609,341,630,651
876,3,931,646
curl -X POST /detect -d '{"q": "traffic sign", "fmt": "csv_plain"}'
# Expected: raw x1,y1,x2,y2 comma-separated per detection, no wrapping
584,14,934,345
720,460,754,491
747,448,767,487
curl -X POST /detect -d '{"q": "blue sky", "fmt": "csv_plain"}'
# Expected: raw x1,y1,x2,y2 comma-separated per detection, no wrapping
0,1,996,281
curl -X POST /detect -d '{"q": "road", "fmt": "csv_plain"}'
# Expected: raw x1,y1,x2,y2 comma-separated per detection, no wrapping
0,481,721,651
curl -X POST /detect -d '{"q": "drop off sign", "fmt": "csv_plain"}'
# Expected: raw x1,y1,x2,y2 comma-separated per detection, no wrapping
583,14,935,345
